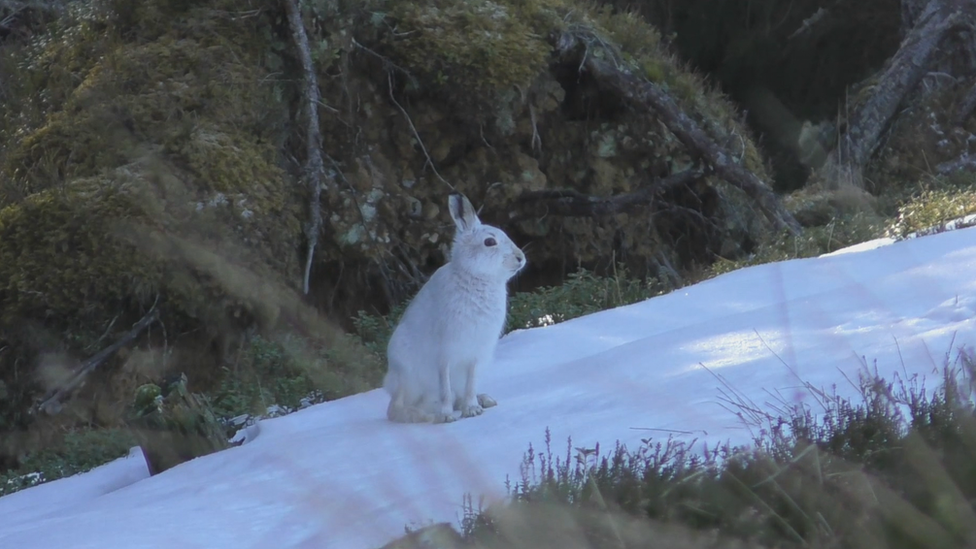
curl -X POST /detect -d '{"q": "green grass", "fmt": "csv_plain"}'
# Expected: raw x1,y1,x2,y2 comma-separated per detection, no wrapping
0,428,137,496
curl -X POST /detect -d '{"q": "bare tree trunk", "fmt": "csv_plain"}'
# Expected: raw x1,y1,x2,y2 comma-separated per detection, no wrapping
819,0,970,189
283,0,328,295
553,31,802,234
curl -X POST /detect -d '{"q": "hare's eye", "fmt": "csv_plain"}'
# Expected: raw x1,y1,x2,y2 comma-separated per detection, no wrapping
484,237,497,247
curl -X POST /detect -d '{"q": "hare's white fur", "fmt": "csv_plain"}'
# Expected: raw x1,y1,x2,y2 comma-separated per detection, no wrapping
384,194,525,423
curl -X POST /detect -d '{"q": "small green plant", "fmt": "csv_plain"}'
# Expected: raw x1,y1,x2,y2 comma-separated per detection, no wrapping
125,373,229,473
507,267,663,331
209,335,321,419
352,303,407,358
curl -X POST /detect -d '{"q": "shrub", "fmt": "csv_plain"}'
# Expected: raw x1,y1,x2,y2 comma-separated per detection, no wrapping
210,335,328,420
887,186,976,239
353,303,408,359
709,211,884,277
506,267,662,331
125,373,230,473
457,349,976,549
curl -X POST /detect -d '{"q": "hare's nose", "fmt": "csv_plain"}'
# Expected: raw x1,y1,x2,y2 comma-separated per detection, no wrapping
516,250,526,264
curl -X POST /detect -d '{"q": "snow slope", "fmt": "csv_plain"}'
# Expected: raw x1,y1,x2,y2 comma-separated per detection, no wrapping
2,228,976,549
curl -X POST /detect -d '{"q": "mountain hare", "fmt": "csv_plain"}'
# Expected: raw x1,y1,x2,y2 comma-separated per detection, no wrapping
384,193,526,423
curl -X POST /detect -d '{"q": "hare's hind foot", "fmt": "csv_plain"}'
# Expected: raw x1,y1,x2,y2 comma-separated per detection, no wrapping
388,401,439,424
477,393,497,409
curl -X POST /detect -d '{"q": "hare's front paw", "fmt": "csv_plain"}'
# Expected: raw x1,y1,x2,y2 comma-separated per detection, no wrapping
433,402,460,424
434,410,461,424
477,393,497,409
460,401,483,418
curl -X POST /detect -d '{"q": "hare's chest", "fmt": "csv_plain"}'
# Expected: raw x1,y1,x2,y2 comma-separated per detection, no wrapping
442,291,506,331
436,289,506,343
439,309,504,369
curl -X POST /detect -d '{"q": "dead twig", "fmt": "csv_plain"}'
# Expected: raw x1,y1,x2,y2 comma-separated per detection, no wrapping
86,314,119,352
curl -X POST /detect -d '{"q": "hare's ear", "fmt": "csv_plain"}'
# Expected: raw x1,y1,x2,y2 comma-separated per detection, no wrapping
448,193,480,233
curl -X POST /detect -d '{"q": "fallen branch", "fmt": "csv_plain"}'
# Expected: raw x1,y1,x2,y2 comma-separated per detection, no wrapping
820,0,969,188
552,30,801,234
516,169,703,218
935,152,976,175
954,80,976,126
35,300,160,415
283,0,328,295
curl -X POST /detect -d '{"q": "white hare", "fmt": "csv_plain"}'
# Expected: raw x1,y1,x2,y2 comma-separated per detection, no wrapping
384,193,526,423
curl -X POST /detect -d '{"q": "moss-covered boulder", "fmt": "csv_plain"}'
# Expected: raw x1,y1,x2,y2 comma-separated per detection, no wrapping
0,0,304,432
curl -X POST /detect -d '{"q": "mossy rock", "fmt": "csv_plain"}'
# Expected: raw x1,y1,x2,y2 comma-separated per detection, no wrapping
379,0,565,113
0,0,301,330
0,161,300,333
866,77,976,194
0,0,304,432
4,34,288,197
0,175,162,327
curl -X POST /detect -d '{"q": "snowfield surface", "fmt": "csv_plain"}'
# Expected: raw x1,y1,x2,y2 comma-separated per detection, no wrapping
3,228,976,549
